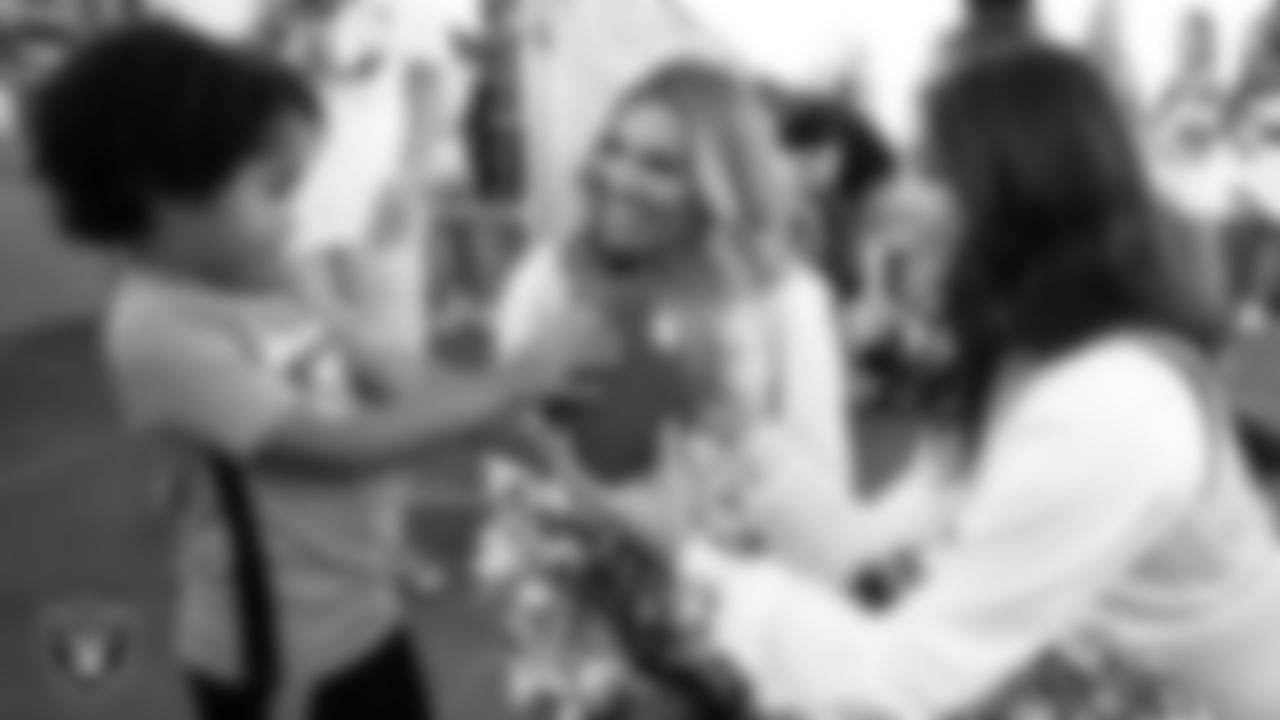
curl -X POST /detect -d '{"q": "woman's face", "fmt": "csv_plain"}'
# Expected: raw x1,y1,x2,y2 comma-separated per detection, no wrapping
582,99,705,260
859,169,962,325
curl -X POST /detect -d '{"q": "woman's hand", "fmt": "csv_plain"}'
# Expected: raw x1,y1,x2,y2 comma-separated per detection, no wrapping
539,428,703,555
697,424,870,583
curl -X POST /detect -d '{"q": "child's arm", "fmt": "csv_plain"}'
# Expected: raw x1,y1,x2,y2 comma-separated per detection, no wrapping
257,363,552,479
122,312,603,482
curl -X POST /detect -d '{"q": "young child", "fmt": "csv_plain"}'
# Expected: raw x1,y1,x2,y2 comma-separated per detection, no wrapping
25,22,604,720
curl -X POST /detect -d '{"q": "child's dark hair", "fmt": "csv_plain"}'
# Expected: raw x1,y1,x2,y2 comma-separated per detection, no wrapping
26,21,319,247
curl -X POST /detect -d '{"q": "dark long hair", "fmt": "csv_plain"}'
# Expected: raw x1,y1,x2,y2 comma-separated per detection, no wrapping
922,41,1226,445
777,93,894,298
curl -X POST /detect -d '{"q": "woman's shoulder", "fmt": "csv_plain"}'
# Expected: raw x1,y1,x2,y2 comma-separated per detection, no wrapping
506,241,568,289
1000,334,1211,482
497,243,572,312
1019,334,1207,419
759,259,839,316
493,242,579,347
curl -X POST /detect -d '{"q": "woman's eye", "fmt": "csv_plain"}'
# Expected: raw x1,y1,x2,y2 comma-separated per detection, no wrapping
638,149,685,179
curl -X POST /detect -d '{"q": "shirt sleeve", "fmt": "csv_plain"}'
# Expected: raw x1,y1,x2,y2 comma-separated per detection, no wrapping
681,341,1207,720
736,267,862,581
114,313,298,457
772,266,855,485
492,245,568,358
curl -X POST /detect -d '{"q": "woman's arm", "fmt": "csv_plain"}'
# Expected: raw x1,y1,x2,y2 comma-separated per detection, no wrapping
494,245,569,359
679,341,1207,720
733,266,864,581
775,267,856,483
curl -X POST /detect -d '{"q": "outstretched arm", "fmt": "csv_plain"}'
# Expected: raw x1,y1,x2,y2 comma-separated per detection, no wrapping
679,343,1205,720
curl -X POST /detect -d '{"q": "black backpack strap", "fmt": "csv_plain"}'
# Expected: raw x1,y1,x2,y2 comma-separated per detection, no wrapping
1237,416,1280,478
207,455,280,720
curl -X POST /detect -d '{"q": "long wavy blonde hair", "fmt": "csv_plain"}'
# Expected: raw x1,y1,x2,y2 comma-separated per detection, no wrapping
577,57,806,292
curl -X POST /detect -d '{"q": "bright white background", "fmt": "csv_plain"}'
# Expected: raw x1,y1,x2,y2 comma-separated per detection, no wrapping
682,0,1274,143
4,0,1274,337
146,0,1280,152
517,0,1278,237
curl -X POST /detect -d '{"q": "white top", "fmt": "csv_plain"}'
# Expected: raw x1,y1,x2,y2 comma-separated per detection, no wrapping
104,272,411,684
495,245,859,582
681,334,1280,720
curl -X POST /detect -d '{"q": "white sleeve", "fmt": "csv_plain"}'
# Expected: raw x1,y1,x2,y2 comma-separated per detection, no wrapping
492,245,568,359
682,343,1206,720
737,268,861,582
772,267,855,487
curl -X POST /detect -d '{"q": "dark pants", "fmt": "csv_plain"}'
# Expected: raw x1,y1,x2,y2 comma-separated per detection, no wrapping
189,631,432,720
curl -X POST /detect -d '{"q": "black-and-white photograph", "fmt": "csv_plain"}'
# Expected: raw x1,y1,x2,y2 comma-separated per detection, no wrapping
3,1,1280,719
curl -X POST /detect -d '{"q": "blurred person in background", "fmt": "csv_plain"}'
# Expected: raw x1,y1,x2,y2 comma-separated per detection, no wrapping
946,0,1039,64
776,92,894,301
1231,84,1280,335
265,0,473,593
1146,7,1240,339
268,0,449,364
842,172,958,422
772,93,919,424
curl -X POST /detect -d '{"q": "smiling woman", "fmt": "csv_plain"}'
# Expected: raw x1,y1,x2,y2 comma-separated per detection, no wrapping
485,55,857,720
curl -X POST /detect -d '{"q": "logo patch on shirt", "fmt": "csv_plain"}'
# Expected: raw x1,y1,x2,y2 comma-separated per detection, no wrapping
38,601,139,700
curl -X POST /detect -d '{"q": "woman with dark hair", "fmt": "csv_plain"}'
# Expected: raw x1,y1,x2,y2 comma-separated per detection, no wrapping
584,42,1280,720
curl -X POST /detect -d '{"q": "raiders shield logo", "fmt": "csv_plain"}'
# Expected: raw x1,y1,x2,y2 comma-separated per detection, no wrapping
38,601,138,699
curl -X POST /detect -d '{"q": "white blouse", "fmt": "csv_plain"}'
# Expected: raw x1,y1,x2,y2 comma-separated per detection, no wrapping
494,245,860,582
680,334,1280,720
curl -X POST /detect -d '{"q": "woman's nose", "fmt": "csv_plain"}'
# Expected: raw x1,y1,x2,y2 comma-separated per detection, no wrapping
592,156,644,198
